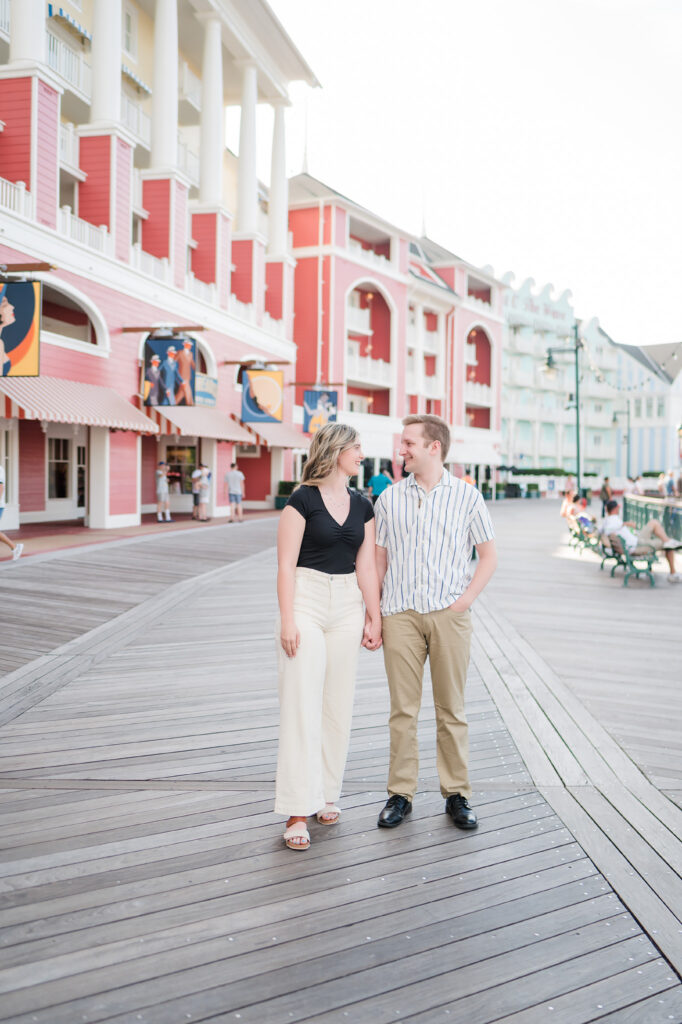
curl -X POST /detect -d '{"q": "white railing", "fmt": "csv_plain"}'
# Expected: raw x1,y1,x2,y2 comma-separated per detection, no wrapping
263,311,287,339
423,375,444,398
228,294,255,322
464,380,492,406
346,305,371,334
346,347,392,385
177,138,199,184
423,327,440,353
121,93,151,146
179,61,202,110
348,238,391,269
60,206,111,254
0,177,33,218
59,122,79,169
186,273,217,305
465,342,478,366
46,29,91,98
405,371,417,394
0,0,10,38
131,243,171,283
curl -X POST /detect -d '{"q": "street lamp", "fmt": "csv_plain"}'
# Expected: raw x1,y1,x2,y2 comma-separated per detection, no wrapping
543,322,583,493
612,400,631,479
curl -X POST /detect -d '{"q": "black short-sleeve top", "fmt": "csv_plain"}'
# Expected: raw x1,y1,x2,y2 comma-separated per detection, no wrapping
286,485,374,574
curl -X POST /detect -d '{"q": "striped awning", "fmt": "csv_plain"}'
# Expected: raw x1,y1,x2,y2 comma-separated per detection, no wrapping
234,416,310,450
148,405,254,442
0,376,158,433
47,5,93,42
121,64,152,95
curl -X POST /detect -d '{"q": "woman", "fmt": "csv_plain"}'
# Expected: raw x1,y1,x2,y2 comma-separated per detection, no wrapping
275,423,382,850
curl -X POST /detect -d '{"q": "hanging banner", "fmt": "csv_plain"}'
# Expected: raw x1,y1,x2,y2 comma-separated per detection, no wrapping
143,335,196,406
303,390,338,434
0,281,41,377
241,369,283,422
195,373,218,407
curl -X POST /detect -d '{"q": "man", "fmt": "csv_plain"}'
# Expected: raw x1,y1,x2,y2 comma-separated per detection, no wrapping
374,414,497,832
175,339,195,406
160,346,179,406
226,461,245,522
601,499,681,582
190,464,202,520
599,477,613,516
155,461,172,523
367,464,393,505
144,354,162,406
0,462,23,560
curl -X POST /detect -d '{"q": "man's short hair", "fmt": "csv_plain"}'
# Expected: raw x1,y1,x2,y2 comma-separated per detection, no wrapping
402,414,450,463
231,462,237,468
606,499,619,513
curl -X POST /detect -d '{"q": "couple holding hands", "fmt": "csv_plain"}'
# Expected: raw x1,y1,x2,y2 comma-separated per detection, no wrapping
275,414,497,850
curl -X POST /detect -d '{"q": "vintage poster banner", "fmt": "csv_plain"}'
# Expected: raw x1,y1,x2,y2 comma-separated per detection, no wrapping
303,389,338,434
0,281,41,377
242,369,283,422
143,335,196,406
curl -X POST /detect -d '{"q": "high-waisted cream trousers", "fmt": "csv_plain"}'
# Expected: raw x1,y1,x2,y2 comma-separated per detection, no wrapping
274,567,365,817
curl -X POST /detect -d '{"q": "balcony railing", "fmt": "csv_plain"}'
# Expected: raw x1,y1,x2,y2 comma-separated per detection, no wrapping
0,0,9,38
179,61,201,110
464,381,492,406
58,122,79,169
423,375,444,398
177,138,199,184
423,328,440,354
346,347,392,386
131,243,171,283
229,294,255,322
46,28,91,98
348,238,391,270
60,206,111,254
121,93,151,147
186,273,217,306
263,311,287,339
346,305,371,334
0,176,33,218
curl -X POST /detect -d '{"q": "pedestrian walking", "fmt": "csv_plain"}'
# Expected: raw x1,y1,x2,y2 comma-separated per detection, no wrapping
367,463,393,505
226,462,245,522
275,423,382,851
599,477,613,516
0,463,22,560
155,461,172,523
191,465,202,520
374,414,497,832
198,464,211,521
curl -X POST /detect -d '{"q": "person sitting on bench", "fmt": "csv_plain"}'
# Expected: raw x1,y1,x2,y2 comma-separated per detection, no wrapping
601,499,682,583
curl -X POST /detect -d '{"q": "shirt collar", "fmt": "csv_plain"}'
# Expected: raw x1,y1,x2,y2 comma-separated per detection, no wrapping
407,467,452,492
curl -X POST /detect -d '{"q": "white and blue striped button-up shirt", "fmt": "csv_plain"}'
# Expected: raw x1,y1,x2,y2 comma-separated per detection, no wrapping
375,469,495,615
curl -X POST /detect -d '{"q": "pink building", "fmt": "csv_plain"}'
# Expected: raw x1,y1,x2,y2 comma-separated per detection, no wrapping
288,176,504,487
0,0,316,530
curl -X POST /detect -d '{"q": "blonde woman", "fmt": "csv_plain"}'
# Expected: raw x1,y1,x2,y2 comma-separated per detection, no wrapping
275,423,382,850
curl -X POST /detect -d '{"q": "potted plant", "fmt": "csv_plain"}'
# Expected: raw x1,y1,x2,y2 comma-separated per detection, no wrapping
275,480,297,510
526,482,540,499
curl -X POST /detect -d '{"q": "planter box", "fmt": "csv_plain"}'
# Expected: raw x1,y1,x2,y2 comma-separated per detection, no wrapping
274,496,288,510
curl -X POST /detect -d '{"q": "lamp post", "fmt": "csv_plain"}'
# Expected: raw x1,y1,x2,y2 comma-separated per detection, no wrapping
543,321,582,494
612,399,631,479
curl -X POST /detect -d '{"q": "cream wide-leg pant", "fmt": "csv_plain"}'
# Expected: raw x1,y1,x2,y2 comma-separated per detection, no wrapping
274,567,365,817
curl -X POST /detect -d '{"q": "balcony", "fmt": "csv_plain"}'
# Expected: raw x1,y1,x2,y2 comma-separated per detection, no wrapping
464,381,492,406
46,29,91,99
132,169,148,218
346,305,371,334
423,375,445,398
423,328,440,354
177,138,199,185
131,243,170,283
60,206,112,255
0,0,9,39
58,122,83,177
0,176,33,218
186,273,217,306
348,238,391,271
121,93,151,147
178,61,201,124
346,346,392,386
228,294,255,322
509,329,537,355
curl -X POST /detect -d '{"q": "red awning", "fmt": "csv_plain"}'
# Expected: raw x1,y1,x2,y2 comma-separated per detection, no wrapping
147,405,254,442
0,376,158,432
233,416,310,449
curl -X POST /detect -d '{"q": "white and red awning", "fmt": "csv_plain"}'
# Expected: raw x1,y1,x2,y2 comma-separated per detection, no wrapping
231,415,310,450
0,376,158,433
147,405,255,442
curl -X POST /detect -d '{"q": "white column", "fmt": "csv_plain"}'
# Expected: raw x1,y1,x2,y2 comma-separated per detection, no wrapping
151,0,178,170
10,0,45,64
415,304,425,397
199,16,224,204
237,62,258,234
90,0,122,123
268,102,288,254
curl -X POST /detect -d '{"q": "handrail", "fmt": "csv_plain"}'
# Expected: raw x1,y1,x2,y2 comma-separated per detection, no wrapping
624,493,682,542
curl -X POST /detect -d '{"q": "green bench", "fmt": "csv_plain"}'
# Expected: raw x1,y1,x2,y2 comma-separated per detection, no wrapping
605,533,658,587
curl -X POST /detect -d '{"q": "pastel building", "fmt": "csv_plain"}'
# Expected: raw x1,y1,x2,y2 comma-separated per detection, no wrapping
287,175,504,485
612,342,682,478
0,0,316,530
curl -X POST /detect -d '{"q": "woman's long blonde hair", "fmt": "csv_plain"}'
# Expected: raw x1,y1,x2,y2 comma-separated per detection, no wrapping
299,422,359,488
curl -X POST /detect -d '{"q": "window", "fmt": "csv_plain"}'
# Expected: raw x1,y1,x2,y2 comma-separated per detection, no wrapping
123,4,137,60
657,398,666,417
593,435,602,446
77,445,87,509
634,398,642,417
48,438,70,499
165,445,196,495
594,403,602,413
645,397,653,417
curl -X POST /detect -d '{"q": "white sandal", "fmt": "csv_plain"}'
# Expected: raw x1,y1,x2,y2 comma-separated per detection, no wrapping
283,820,310,850
316,803,341,825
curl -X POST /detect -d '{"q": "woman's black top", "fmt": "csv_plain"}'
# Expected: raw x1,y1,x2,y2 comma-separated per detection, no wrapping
286,485,374,574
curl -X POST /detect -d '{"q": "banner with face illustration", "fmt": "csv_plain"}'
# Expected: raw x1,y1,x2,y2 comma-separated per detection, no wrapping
303,390,338,434
0,281,41,377
241,369,283,423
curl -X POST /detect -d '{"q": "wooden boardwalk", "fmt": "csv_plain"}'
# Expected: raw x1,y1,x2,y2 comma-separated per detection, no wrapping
0,513,680,1022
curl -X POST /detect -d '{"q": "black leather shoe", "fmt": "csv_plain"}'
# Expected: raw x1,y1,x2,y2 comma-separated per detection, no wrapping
377,795,412,828
445,794,478,830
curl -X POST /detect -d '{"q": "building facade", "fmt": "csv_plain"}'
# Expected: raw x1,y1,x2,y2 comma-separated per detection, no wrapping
0,0,316,530
612,342,682,479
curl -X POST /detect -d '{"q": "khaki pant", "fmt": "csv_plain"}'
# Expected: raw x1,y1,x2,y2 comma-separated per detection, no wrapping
274,567,365,817
382,607,473,801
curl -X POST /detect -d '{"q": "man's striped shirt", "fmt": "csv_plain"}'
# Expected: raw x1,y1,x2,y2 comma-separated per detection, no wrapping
375,469,495,615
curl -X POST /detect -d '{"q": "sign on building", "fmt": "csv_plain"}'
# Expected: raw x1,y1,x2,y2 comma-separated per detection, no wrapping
241,369,283,422
143,335,196,406
303,389,338,434
195,373,218,407
0,281,41,377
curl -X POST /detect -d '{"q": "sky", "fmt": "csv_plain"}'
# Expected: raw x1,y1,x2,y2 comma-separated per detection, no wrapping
228,0,682,348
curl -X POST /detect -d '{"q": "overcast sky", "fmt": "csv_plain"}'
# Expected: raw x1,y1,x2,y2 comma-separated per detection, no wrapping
230,0,681,348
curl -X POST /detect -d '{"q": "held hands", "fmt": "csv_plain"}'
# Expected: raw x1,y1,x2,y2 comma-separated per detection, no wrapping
362,614,382,651
280,620,301,659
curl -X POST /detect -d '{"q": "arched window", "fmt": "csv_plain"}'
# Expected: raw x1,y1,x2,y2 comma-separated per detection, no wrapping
40,282,109,354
